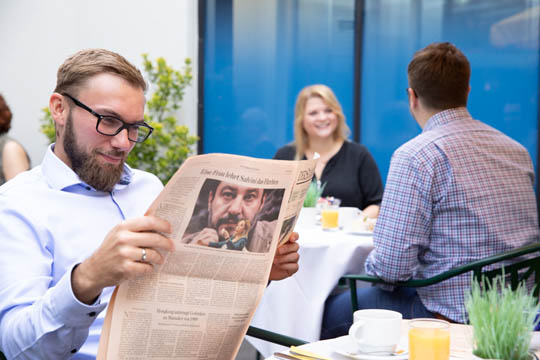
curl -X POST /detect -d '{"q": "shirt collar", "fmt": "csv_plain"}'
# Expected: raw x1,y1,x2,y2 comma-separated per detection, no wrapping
41,144,133,192
423,107,471,132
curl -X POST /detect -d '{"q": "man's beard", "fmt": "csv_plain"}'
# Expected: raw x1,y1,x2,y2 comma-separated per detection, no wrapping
211,213,244,241
63,113,126,192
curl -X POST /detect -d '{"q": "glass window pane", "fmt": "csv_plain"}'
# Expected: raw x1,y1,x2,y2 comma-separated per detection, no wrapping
203,0,356,158
361,0,540,182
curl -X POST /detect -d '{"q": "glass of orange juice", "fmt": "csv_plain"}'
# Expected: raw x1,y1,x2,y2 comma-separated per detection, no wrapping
408,318,450,360
321,197,341,231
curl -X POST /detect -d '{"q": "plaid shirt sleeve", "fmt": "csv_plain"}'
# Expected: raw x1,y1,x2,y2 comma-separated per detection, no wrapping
365,143,450,282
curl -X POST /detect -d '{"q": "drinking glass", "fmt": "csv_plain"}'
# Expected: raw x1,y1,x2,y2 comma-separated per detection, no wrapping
408,318,450,360
321,197,341,231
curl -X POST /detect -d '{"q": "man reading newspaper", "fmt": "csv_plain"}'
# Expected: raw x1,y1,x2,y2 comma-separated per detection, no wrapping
0,49,300,360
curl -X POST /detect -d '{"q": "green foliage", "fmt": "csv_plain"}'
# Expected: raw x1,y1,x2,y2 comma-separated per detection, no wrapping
39,54,198,184
465,274,540,360
40,107,55,144
128,54,198,184
303,180,326,207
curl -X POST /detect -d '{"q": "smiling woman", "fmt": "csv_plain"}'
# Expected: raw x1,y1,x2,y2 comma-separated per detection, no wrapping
273,84,383,218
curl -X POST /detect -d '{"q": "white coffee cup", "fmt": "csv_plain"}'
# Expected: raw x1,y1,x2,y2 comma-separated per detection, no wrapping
338,207,360,228
348,309,402,354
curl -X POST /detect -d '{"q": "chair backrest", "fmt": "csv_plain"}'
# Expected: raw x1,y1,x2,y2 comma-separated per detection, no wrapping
341,242,540,312
480,249,540,298
246,325,307,347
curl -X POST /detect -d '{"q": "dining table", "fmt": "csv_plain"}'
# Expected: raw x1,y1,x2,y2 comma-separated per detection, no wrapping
265,321,540,360
247,208,375,357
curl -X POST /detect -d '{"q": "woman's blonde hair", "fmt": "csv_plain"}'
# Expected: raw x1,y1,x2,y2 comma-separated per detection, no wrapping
234,219,251,239
293,84,349,160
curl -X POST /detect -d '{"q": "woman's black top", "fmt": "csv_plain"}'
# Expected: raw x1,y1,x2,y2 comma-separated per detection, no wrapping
273,141,384,209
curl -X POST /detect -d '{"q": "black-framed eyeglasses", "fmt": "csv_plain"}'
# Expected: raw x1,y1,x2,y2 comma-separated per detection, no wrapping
62,93,153,143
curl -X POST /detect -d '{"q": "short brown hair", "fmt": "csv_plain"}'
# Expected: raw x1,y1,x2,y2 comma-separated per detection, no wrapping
0,93,12,134
54,49,147,96
293,84,350,160
407,42,470,110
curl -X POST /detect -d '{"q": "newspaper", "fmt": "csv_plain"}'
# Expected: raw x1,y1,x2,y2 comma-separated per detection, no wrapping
97,153,317,359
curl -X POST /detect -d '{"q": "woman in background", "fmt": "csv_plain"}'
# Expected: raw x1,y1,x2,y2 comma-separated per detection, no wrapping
208,219,250,251
274,84,383,218
0,94,30,184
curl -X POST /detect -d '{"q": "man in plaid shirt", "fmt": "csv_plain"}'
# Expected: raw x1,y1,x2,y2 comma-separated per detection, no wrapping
321,42,539,338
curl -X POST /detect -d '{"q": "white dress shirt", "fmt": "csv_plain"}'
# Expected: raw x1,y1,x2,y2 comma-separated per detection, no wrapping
0,145,163,359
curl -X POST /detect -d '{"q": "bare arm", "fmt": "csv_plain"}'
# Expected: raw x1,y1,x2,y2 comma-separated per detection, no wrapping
182,228,220,246
362,204,380,219
2,140,30,180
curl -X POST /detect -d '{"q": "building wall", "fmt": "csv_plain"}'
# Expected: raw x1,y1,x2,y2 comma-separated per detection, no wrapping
0,0,198,166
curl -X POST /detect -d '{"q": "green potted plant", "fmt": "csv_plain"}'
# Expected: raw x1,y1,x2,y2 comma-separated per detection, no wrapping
465,274,540,360
295,181,325,228
303,180,325,207
40,54,198,184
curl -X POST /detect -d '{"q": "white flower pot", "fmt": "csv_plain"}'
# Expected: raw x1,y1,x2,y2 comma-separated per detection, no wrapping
472,352,538,360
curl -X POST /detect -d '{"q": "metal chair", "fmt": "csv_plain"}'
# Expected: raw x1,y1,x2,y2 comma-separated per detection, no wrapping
341,242,540,312
246,325,308,360
246,325,308,347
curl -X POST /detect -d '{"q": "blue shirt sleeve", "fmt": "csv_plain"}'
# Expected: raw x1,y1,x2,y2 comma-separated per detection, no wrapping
365,144,450,282
0,201,107,359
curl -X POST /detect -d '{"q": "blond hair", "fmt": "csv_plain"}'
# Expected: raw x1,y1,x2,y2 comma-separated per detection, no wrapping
234,219,251,239
54,49,147,96
293,84,350,160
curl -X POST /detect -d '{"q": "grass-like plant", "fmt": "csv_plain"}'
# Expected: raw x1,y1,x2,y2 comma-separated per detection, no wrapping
465,274,540,360
303,180,325,207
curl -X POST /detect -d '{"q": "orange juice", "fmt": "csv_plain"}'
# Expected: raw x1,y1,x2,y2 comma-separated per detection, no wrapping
321,209,339,229
409,327,450,360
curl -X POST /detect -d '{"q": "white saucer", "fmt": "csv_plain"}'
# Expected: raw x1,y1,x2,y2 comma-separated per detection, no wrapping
343,229,373,236
335,350,407,360
331,336,408,360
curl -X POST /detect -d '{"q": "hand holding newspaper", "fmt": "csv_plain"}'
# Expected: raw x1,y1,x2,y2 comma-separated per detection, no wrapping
98,153,317,359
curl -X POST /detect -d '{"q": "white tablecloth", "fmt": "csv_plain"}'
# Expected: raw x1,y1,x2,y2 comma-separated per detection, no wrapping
248,225,374,357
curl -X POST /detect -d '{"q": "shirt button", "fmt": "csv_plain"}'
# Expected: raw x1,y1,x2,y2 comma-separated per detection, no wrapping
71,349,77,353
87,312,96,317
